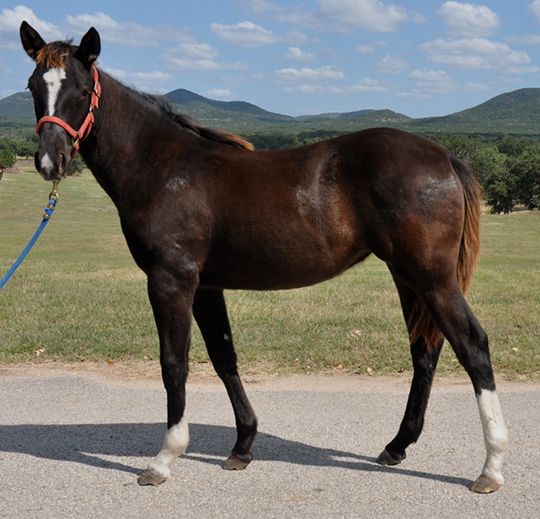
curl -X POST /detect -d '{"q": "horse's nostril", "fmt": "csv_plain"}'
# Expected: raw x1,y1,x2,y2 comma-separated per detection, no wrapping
59,152,69,173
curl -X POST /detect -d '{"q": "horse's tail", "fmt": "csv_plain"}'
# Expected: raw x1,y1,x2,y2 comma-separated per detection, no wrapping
409,156,482,348
452,156,482,295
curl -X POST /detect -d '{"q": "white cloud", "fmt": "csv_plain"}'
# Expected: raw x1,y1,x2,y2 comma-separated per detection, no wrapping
274,65,344,83
357,45,376,54
65,12,192,48
101,66,128,80
316,0,409,33
505,65,540,74
205,88,236,99
161,41,246,72
409,69,449,81
508,34,540,45
346,78,390,93
531,0,540,21
211,21,306,47
240,0,287,15
0,6,61,49
286,46,316,62
162,55,246,71
241,0,420,34
101,67,175,86
438,2,500,38
174,43,220,60
67,12,160,47
408,68,458,94
374,55,409,74
67,12,120,31
287,78,389,95
419,38,531,70
403,72,492,99
131,71,176,83
291,85,324,94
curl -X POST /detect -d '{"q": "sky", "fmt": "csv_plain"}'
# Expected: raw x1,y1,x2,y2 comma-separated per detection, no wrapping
2,1,540,118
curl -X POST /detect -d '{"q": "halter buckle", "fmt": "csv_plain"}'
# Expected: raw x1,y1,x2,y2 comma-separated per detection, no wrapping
44,181,59,220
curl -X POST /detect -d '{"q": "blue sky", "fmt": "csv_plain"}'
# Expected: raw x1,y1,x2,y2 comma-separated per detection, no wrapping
2,1,540,118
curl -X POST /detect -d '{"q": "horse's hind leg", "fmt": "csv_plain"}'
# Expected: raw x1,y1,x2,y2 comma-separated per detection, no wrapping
421,284,508,493
193,288,258,470
377,274,444,466
388,269,508,493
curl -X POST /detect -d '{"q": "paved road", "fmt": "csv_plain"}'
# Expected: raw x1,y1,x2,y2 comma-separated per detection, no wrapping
0,366,539,518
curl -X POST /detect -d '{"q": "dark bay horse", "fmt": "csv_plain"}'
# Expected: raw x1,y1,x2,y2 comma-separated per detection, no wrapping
20,22,508,493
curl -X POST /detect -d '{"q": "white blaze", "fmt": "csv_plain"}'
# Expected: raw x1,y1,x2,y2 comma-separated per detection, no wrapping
43,68,66,116
40,153,54,170
476,389,508,484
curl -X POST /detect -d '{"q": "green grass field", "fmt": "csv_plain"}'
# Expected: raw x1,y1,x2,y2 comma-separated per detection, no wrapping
1,162,539,379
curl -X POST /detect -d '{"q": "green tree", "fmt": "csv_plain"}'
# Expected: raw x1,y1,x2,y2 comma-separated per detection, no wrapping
428,133,480,162
68,155,85,176
494,135,529,157
0,137,17,154
16,136,38,158
0,149,16,180
482,163,517,214
509,144,540,210
468,145,507,188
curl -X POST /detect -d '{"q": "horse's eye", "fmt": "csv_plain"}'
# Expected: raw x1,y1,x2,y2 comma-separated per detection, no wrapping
81,88,91,98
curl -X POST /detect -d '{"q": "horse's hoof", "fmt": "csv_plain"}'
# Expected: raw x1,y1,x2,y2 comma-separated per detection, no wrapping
223,454,251,471
138,469,167,486
470,475,503,494
376,449,405,466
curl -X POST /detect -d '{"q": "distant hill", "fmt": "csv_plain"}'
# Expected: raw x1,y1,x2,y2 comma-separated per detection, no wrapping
166,88,291,120
0,92,36,131
2,86,540,136
165,88,293,132
0,92,35,120
405,88,540,135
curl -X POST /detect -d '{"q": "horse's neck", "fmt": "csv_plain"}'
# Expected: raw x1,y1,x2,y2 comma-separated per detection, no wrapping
80,72,165,207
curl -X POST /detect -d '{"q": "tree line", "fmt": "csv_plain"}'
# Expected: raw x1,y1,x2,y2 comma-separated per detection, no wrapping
2,130,539,214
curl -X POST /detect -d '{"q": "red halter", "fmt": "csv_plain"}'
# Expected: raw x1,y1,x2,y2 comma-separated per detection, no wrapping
35,64,101,159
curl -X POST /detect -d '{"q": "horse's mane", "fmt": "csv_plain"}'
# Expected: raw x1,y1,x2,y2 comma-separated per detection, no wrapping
140,93,254,152
35,41,254,152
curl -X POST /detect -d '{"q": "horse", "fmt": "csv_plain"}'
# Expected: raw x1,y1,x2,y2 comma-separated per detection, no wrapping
19,21,508,493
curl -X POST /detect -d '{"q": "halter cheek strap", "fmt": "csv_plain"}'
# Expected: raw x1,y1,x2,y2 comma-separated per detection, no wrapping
35,64,101,159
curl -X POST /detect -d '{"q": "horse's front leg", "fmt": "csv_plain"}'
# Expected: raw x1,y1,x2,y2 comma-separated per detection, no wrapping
193,288,258,470
138,268,196,486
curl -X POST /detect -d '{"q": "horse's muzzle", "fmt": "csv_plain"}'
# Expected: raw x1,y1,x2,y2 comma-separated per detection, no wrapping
35,124,73,181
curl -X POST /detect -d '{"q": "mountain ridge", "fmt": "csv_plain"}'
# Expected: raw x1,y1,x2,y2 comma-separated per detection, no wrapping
2,87,540,136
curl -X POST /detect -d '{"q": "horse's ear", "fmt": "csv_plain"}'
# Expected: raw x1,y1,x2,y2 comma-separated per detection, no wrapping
74,27,101,68
20,21,46,61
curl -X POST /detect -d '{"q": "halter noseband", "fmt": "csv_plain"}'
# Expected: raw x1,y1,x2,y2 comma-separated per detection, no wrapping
35,64,101,159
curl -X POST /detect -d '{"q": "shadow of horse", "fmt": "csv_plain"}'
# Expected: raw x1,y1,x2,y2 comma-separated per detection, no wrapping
0,422,472,488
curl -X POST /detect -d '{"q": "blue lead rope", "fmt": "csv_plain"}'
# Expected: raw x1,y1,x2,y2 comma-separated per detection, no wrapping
0,187,59,291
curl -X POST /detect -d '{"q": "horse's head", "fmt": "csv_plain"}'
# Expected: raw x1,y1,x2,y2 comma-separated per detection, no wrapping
20,22,101,181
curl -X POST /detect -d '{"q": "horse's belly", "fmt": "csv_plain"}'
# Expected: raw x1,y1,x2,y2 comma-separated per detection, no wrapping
199,245,370,290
